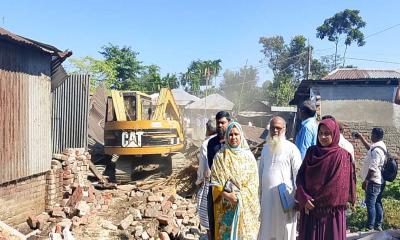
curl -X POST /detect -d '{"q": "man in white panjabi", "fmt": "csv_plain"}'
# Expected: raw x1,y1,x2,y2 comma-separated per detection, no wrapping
259,116,302,240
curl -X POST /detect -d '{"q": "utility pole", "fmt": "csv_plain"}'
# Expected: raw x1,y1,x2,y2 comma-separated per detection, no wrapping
237,59,248,114
307,39,312,80
204,67,210,124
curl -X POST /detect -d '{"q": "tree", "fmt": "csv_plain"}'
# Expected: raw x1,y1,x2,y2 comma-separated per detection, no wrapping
259,35,326,84
69,56,117,91
220,66,262,111
259,35,328,105
316,9,366,68
99,43,145,90
161,73,179,89
287,36,310,84
141,65,180,93
263,74,296,106
69,43,180,93
310,59,329,79
180,59,222,96
141,64,162,93
259,36,288,76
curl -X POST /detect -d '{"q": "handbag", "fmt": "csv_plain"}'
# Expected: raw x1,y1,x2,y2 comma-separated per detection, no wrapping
277,165,295,212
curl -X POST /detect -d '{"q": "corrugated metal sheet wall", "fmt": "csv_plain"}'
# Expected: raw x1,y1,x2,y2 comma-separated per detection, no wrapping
88,85,107,155
0,42,52,184
51,75,90,153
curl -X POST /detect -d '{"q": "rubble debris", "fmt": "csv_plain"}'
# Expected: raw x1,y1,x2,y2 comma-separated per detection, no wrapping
101,220,118,231
99,183,203,239
27,213,49,230
26,148,114,239
28,147,206,239
0,219,26,240
118,214,134,230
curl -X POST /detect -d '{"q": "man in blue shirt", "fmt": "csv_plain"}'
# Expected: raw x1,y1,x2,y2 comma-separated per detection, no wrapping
295,100,318,159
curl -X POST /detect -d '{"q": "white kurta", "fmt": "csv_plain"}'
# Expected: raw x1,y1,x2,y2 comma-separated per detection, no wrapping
258,140,302,240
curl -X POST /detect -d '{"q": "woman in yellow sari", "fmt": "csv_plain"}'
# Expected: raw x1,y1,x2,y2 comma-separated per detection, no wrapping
211,122,260,240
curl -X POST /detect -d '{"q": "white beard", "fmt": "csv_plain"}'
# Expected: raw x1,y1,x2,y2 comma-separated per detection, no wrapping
266,134,287,155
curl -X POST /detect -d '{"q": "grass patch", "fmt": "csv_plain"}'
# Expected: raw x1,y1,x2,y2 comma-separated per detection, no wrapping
346,177,400,231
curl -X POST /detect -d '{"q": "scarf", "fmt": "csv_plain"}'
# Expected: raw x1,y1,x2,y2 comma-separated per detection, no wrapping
296,119,356,213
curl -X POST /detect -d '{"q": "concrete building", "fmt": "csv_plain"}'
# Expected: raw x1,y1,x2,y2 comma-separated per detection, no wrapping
290,68,400,163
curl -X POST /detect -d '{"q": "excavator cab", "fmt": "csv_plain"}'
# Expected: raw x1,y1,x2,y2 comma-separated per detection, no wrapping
104,88,184,182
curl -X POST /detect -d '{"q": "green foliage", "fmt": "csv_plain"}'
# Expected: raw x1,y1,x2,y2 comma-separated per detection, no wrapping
264,74,296,106
99,43,144,90
310,59,329,80
180,59,222,96
316,9,366,67
383,198,400,229
259,36,287,76
382,177,400,200
69,43,180,93
141,65,179,93
69,56,117,92
347,178,400,232
220,66,262,111
347,204,367,232
259,35,327,83
347,181,368,231
259,35,328,105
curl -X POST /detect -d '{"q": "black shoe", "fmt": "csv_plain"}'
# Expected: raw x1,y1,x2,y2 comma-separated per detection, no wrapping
374,226,383,231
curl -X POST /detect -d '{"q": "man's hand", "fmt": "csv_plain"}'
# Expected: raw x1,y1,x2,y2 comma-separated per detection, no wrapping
221,191,238,204
362,180,368,190
354,132,371,150
352,132,361,139
304,199,315,215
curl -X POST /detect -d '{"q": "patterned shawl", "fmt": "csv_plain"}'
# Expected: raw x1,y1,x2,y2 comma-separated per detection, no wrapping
211,122,260,240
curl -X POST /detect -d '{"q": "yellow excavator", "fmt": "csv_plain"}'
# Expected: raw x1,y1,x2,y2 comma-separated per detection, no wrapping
104,88,184,182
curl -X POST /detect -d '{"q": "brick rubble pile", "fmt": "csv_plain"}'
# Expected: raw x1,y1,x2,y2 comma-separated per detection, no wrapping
100,184,203,240
27,148,112,239
25,148,204,240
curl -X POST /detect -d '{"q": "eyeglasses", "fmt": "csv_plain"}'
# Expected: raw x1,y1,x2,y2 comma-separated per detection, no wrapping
270,126,285,131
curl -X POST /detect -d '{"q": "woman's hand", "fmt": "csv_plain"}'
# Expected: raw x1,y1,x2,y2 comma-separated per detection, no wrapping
304,199,315,215
221,191,238,204
204,169,211,178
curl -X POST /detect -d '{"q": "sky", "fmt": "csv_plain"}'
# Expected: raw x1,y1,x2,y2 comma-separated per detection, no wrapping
1,0,400,86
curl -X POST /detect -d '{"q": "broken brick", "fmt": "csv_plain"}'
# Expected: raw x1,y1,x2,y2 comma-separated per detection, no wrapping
147,195,163,202
67,185,83,207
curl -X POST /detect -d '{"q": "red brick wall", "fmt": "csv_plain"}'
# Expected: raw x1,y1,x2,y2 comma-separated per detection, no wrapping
341,121,400,172
0,173,46,226
45,168,64,211
0,149,93,226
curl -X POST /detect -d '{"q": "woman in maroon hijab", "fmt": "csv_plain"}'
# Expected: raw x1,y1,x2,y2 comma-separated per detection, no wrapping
295,118,356,240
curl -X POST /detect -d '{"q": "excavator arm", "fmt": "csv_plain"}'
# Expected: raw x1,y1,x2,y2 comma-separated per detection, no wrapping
152,88,184,141
152,88,181,121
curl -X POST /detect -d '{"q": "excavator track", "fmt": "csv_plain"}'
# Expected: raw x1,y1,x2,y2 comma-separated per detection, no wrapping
113,154,177,183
